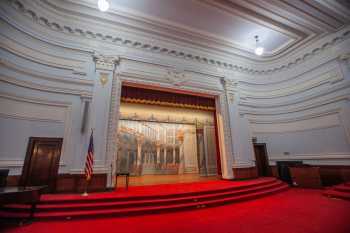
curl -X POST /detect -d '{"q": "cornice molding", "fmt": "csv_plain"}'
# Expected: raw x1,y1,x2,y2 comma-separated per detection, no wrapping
5,0,350,76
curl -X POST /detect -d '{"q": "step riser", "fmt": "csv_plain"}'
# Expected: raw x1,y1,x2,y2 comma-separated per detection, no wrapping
34,186,289,221
325,193,350,200
40,180,278,205
334,187,350,193
3,182,284,213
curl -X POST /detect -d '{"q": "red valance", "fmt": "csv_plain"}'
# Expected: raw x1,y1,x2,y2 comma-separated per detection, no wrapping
121,86,215,111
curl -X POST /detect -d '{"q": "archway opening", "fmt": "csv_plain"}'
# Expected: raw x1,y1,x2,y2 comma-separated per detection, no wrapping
115,84,222,187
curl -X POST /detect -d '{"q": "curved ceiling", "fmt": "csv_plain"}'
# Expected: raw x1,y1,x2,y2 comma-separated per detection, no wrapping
79,0,350,59
7,0,350,63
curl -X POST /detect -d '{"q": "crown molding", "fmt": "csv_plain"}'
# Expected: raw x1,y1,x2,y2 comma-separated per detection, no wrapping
2,0,350,76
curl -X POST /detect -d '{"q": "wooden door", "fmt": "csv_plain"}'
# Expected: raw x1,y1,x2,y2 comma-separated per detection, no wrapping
20,137,63,193
253,143,270,177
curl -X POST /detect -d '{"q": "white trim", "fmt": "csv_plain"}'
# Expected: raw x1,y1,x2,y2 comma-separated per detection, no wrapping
269,153,350,161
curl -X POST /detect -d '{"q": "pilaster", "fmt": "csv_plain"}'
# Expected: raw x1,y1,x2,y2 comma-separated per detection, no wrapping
90,53,119,186
221,77,255,178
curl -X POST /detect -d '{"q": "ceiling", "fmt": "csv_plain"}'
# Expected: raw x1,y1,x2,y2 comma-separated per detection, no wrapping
46,0,350,60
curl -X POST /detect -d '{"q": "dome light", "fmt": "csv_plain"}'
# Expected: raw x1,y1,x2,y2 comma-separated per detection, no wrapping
255,46,264,56
254,35,264,56
98,0,109,12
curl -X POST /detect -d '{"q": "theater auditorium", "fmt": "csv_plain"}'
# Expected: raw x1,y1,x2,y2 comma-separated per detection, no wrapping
0,0,350,233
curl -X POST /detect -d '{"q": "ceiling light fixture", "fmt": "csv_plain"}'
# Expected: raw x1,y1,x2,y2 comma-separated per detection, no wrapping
98,0,109,12
254,35,264,56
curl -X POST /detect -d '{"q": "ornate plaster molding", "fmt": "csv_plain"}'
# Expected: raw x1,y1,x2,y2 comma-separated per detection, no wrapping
338,53,350,68
93,53,120,71
165,69,189,87
6,0,350,76
221,78,238,92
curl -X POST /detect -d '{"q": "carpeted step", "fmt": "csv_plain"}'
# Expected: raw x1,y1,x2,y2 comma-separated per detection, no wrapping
39,178,278,205
334,184,350,193
32,184,289,220
323,182,350,201
324,190,350,201
2,181,285,213
0,178,289,220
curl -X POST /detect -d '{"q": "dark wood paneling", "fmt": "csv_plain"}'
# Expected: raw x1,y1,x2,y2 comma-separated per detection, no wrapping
55,174,107,193
289,167,322,188
20,137,63,193
319,165,350,186
6,175,20,186
232,167,258,179
7,174,107,193
270,166,278,177
253,143,270,176
269,165,350,187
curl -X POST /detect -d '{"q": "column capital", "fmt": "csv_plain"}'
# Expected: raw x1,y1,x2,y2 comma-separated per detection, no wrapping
221,77,238,92
93,53,120,71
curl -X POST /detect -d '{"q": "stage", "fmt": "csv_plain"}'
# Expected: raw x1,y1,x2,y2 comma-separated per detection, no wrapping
1,178,288,220
116,174,219,187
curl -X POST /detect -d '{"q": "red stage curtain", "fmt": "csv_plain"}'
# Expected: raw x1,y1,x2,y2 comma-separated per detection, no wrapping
121,86,215,111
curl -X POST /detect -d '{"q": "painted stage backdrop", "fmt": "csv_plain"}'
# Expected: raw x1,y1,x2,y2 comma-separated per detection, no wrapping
116,119,217,176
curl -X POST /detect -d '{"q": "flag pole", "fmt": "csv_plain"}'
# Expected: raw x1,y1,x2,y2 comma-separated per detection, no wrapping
82,178,90,197
82,128,94,196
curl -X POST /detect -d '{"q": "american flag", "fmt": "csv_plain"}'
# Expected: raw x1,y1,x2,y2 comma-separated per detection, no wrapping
84,131,94,181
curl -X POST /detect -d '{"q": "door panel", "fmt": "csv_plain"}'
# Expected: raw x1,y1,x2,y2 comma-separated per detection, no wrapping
20,137,63,193
254,144,270,177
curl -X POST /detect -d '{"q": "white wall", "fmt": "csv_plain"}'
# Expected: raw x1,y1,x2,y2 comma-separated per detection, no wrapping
0,0,349,183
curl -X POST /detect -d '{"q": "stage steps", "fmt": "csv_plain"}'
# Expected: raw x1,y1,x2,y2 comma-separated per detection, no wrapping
323,182,350,201
0,178,288,220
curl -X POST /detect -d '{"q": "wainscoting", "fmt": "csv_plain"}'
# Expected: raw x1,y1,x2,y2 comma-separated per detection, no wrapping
6,174,107,193
55,174,107,193
232,167,258,179
269,165,350,186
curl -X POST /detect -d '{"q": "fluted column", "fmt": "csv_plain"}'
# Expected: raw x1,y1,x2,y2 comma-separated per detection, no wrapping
156,141,161,165
163,147,167,166
177,132,185,174
136,134,144,175
172,145,176,164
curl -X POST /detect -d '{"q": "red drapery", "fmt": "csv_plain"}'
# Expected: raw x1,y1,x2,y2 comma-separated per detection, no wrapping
121,86,215,111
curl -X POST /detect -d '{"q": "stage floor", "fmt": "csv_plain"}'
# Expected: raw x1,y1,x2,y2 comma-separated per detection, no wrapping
116,174,220,187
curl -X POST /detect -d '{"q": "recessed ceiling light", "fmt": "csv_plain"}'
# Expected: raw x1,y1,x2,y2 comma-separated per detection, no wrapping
98,0,109,12
255,47,264,56
254,35,264,56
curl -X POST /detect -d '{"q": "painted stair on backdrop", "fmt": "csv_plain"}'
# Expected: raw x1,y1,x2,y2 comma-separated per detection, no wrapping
0,178,288,220
323,182,350,201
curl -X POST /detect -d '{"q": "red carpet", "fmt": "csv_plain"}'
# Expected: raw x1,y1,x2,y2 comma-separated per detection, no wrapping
324,182,350,201
1,178,288,220
2,188,350,233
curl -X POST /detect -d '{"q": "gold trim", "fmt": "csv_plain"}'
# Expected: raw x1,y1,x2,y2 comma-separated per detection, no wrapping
99,73,109,86
121,97,215,111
